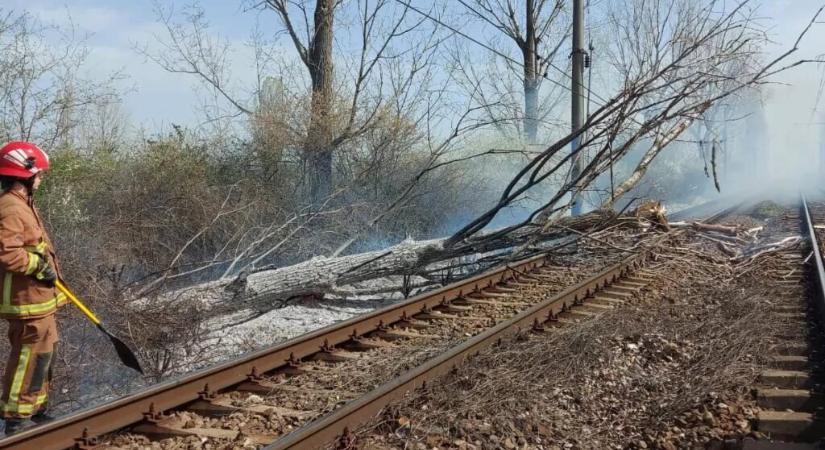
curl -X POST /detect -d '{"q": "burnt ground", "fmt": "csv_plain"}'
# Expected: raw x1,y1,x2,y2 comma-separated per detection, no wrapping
352,206,806,450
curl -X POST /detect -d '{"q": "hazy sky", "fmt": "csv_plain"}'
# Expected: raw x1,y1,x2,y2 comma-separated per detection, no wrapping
6,0,255,128
757,1,825,180
7,0,825,170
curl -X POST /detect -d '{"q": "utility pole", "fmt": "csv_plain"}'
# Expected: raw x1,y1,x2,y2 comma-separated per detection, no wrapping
570,0,586,216
523,0,539,144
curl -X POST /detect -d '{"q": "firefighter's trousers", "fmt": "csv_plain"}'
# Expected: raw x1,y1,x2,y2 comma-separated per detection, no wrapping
1,315,56,419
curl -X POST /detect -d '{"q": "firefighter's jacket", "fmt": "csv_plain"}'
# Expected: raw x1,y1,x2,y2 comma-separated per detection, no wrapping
0,184,65,319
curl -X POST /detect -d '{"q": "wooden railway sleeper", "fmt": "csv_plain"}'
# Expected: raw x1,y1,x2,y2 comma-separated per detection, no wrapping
579,302,614,311
186,399,236,418
370,327,437,340
437,298,473,313
512,272,541,282
344,332,394,351
188,396,314,419
131,403,191,441
453,296,520,307
486,285,517,293
311,339,359,362
468,288,510,299
505,280,537,288
529,272,560,280
608,283,644,294
394,312,430,329
416,304,486,321
130,420,244,442
138,383,309,442
237,377,358,399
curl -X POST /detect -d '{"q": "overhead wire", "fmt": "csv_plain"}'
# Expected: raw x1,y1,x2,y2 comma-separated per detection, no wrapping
394,0,708,213
393,0,734,209
393,0,626,209
393,0,714,140
390,0,614,110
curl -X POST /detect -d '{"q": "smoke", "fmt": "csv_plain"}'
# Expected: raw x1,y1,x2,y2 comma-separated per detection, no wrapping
618,5,825,209
760,74,824,191
721,1,825,199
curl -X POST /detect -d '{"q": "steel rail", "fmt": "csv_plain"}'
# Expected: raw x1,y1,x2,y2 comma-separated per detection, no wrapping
1,200,743,449
801,195,825,326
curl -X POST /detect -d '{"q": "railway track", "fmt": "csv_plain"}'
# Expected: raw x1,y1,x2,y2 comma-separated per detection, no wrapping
750,196,825,448
0,203,740,450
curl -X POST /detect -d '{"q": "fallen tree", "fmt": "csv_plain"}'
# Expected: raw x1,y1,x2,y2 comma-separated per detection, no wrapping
158,209,624,312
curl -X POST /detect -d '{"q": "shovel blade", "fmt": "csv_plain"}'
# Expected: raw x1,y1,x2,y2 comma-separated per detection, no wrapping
98,324,144,374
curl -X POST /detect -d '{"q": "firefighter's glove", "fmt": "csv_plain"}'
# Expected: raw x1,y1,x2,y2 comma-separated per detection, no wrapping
30,256,57,286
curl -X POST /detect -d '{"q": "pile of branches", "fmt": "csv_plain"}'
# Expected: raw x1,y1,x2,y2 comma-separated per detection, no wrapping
354,225,786,449
671,218,802,266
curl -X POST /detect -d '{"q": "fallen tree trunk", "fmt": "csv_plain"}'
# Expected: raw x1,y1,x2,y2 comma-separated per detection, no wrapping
154,209,628,312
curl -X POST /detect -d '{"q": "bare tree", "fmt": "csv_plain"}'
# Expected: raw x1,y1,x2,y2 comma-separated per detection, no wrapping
145,1,446,205
457,0,568,143
0,9,121,147
455,0,823,237
262,0,337,202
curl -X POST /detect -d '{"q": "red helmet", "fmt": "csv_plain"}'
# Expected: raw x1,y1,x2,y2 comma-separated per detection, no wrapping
0,141,50,179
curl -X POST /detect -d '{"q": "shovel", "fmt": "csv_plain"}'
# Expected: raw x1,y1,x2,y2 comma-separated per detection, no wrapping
55,280,144,374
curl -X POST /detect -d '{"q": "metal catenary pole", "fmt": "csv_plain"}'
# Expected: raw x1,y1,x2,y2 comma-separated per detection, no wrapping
570,0,586,216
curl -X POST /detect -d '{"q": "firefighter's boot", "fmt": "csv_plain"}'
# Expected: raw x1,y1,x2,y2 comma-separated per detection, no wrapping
31,410,54,424
3,418,36,435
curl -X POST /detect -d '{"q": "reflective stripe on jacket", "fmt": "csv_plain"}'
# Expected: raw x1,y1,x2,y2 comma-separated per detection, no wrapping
0,185,64,319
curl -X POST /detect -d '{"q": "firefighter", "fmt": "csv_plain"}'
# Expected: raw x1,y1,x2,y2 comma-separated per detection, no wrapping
0,141,63,435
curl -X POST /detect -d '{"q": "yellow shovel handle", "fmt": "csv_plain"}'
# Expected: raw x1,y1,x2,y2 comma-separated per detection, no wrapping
55,280,101,325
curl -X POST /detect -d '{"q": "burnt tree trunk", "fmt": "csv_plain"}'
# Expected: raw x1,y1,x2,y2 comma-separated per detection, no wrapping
159,209,622,311
602,111,706,209
305,0,335,204
521,0,539,144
